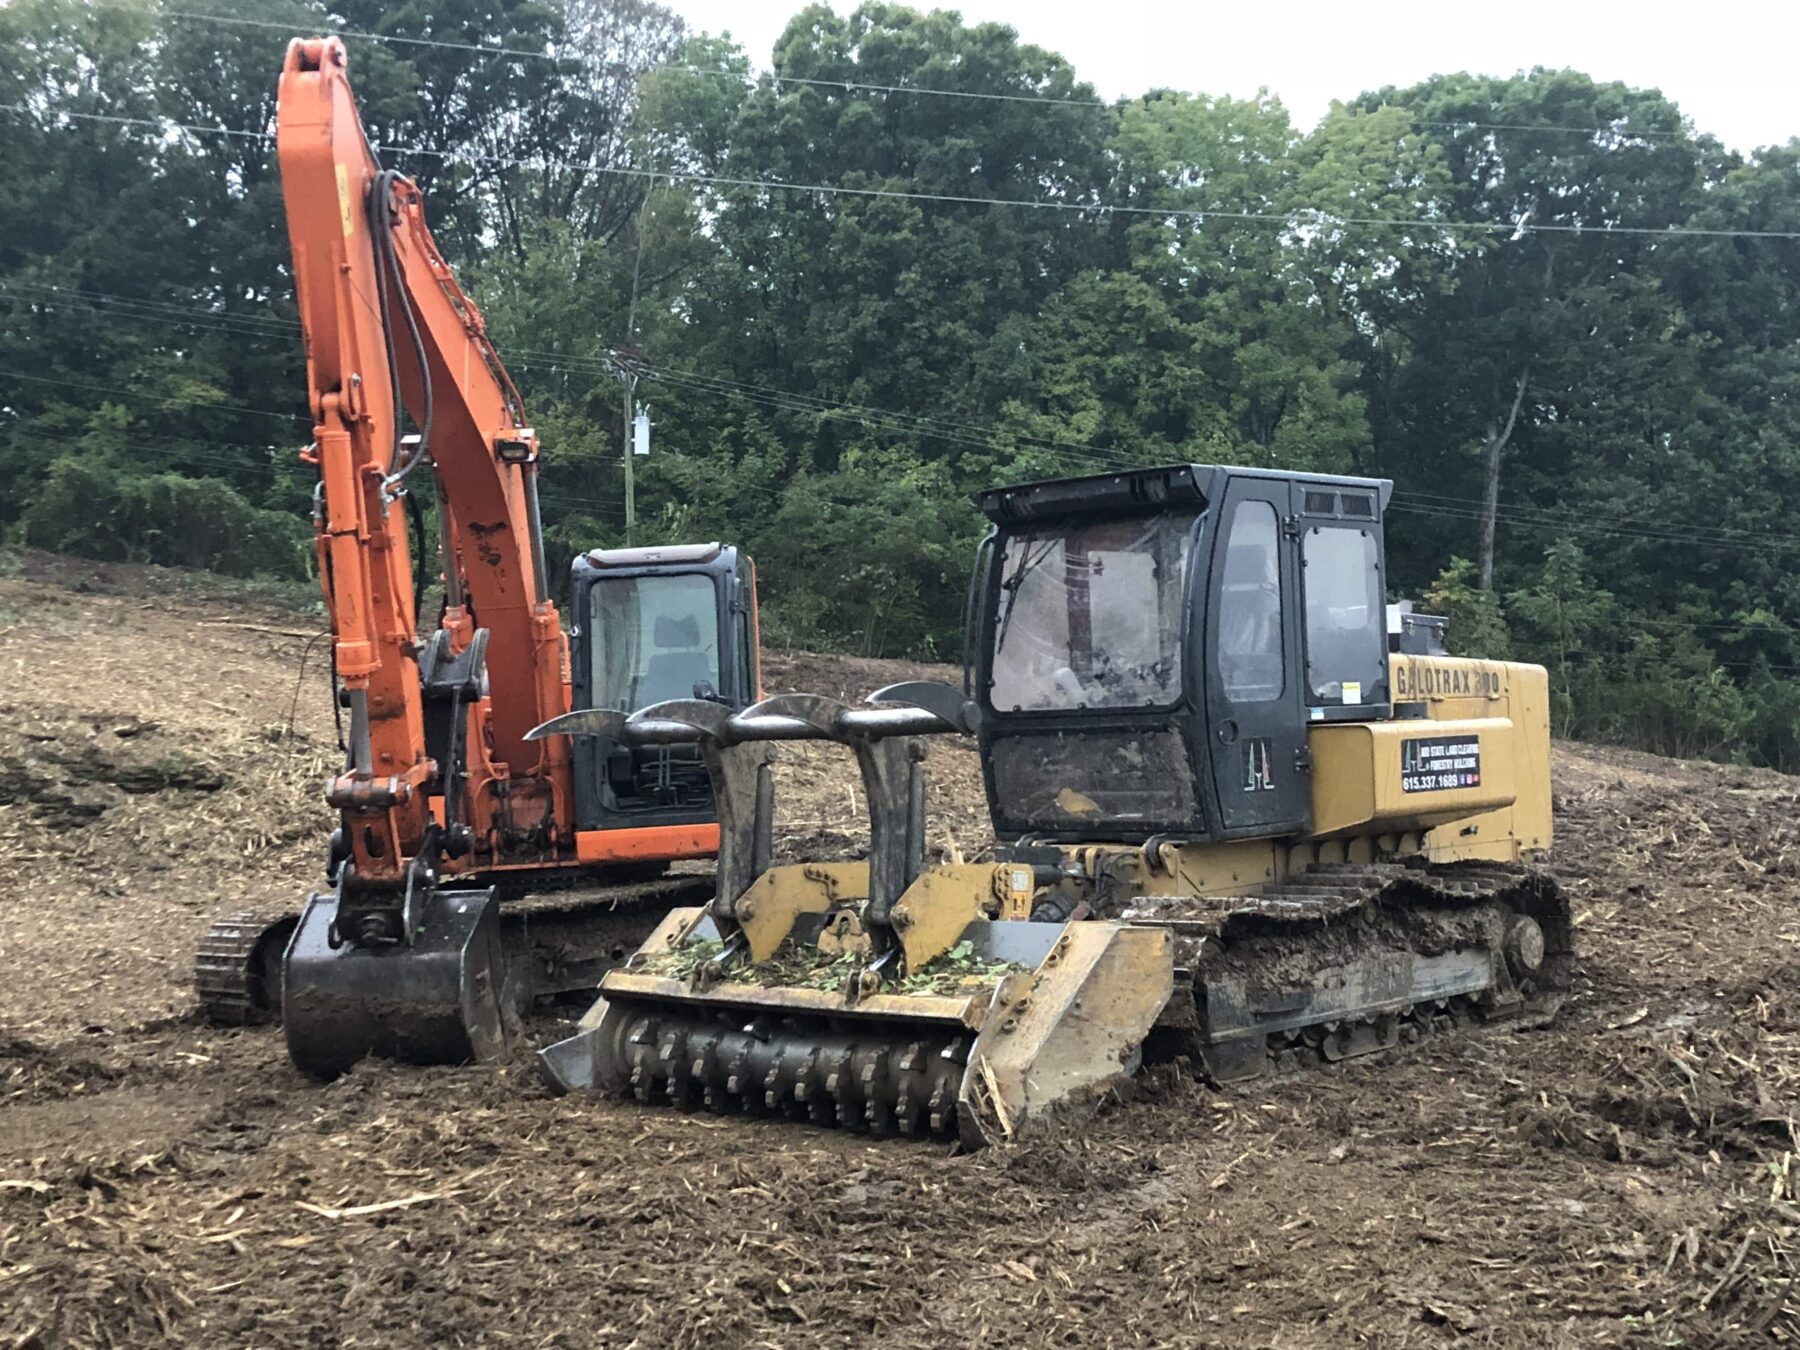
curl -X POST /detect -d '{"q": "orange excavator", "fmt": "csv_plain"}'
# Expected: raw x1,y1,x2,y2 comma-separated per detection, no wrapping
193,36,761,1077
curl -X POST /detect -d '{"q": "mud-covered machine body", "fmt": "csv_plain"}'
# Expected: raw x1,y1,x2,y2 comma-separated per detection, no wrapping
538,463,1570,1146
195,37,761,1075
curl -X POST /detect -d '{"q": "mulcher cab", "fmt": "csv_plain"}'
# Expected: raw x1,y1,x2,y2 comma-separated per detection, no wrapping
194,37,761,1076
536,463,1571,1145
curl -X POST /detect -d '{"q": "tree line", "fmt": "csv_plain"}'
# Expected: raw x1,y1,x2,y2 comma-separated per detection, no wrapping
5,0,1800,767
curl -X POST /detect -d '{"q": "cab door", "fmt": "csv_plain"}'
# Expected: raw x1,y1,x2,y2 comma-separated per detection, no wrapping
1203,477,1311,836
728,553,762,705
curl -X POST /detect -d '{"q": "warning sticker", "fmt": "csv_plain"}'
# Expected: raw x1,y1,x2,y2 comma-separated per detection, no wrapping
1401,735,1481,793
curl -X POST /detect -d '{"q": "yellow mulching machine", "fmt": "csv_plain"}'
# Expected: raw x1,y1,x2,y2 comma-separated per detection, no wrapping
532,464,1570,1146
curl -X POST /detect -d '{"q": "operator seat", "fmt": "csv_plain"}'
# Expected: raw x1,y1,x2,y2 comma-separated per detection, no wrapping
640,615,714,705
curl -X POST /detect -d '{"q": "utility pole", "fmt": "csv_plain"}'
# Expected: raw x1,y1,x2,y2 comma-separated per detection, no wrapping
620,182,653,549
621,370,637,545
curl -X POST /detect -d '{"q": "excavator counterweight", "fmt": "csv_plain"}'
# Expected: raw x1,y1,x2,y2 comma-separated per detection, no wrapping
537,463,1571,1144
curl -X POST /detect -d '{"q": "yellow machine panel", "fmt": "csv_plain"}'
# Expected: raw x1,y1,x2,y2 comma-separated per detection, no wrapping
1349,653,1553,864
1309,716,1516,837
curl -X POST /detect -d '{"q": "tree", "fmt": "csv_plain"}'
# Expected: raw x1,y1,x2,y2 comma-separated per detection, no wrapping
1350,70,1700,590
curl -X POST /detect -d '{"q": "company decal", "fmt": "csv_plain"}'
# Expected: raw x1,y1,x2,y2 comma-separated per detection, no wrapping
1400,734,1481,793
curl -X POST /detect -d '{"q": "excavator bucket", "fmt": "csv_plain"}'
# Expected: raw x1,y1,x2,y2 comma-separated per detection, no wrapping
532,688,1174,1146
283,887,511,1079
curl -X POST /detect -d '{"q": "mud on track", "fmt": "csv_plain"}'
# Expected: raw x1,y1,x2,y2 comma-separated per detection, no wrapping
0,553,1794,1348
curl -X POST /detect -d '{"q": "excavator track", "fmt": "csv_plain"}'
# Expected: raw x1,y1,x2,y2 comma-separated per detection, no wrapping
195,908,299,1026
1126,861,1572,1082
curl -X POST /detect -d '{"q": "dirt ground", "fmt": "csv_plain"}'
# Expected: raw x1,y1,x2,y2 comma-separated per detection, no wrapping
0,552,1794,1348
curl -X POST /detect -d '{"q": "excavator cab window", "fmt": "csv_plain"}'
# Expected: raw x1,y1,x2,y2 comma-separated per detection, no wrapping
568,546,750,831
589,574,723,709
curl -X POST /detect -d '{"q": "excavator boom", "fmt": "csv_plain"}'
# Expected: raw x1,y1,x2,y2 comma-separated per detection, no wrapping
201,37,762,1077
278,34,570,873
272,35,575,1074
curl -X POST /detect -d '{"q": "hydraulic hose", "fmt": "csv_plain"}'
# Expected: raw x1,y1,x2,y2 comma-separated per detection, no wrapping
367,168,434,488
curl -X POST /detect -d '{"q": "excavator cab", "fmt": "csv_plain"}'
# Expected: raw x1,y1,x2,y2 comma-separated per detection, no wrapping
568,543,761,852
973,463,1391,847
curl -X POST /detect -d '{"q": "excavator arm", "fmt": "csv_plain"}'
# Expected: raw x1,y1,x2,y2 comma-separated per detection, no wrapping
274,36,572,1073
278,35,572,894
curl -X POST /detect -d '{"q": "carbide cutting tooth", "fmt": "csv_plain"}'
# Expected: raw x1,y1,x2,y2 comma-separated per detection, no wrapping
927,1077,953,1136
788,1047,816,1108
836,1098,858,1129
725,1045,747,1096
823,1047,850,1101
630,1065,654,1104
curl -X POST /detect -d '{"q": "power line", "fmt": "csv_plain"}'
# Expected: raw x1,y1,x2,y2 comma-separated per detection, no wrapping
1394,487,1800,551
13,419,632,522
142,6,1112,111
6,279,1132,472
137,5,1705,143
0,278,300,334
0,367,307,423
8,103,1799,242
1384,501,1800,560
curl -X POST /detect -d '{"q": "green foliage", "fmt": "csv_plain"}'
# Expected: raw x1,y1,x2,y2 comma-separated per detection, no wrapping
1506,539,1614,731
19,455,310,578
1423,558,1511,662
738,446,980,658
7,1,1800,769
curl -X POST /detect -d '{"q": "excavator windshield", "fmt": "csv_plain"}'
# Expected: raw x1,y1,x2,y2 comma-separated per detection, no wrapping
589,574,723,710
988,510,1197,713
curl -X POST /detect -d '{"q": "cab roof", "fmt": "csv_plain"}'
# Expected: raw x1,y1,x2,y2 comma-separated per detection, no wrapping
978,463,1394,525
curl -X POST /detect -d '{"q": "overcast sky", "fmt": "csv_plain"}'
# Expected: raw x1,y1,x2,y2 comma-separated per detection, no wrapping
665,0,1800,152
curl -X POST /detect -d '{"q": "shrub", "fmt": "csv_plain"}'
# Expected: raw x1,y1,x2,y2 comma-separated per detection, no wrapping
19,455,310,579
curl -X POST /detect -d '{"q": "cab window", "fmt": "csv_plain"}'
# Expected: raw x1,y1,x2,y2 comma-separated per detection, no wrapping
1217,501,1284,703
590,574,721,710
1301,525,1383,705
